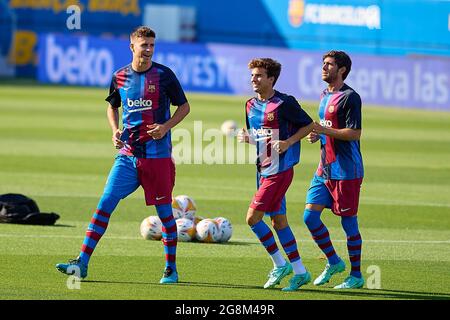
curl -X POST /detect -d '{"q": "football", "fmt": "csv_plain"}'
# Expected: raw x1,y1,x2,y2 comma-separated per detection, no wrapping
214,217,233,242
195,219,220,243
220,120,238,136
176,217,196,242
193,215,204,225
171,195,197,220
140,215,163,240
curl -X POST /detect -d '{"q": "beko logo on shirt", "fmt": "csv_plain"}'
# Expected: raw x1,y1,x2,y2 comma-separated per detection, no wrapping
320,119,333,128
251,128,273,141
127,98,153,112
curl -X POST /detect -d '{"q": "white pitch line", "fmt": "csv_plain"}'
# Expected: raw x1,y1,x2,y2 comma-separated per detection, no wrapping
0,234,448,244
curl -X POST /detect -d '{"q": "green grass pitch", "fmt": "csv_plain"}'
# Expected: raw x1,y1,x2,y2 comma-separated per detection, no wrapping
0,81,449,300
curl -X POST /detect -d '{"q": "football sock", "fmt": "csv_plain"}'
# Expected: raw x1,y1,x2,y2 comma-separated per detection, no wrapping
303,209,340,265
250,220,284,267
341,216,362,278
276,226,306,274
79,193,120,265
156,203,178,272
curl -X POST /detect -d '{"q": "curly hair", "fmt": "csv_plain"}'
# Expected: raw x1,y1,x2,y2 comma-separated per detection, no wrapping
248,58,282,86
323,50,352,80
130,26,156,39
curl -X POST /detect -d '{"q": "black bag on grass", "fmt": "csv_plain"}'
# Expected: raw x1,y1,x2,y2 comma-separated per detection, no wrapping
0,193,59,225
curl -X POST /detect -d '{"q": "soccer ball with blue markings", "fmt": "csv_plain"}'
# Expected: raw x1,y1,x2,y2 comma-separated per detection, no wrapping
176,218,196,242
140,215,162,240
171,195,197,220
195,219,220,243
214,217,233,243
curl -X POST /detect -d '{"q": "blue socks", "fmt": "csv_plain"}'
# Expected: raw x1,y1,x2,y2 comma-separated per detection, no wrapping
156,203,178,272
303,209,340,265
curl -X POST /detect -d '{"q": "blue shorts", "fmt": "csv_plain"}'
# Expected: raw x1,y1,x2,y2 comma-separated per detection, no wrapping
306,174,362,216
104,155,140,199
104,154,175,205
305,174,333,209
265,197,286,217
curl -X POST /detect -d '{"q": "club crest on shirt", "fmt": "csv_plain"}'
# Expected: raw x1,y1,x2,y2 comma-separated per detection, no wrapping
328,105,335,113
148,84,156,93
267,112,274,121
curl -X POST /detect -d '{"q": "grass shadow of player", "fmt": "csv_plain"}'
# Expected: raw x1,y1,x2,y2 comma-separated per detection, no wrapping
82,279,262,290
302,287,450,300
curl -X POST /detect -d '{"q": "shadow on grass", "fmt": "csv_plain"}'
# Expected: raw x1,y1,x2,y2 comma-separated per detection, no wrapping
292,287,450,300
82,279,450,300
190,241,254,247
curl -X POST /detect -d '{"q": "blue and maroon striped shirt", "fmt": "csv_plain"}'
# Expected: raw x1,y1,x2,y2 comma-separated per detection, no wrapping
316,84,364,180
106,62,187,159
246,90,313,177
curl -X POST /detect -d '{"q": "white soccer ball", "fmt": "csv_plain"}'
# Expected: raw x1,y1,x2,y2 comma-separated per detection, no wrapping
171,195,197,220
221,120,238,136
176,218,196,242
214,217,233,242
140,215,162,240
195,219,220,243
193,215,205,225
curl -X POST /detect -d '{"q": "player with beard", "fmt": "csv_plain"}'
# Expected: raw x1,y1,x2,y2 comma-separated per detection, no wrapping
303,50,364,289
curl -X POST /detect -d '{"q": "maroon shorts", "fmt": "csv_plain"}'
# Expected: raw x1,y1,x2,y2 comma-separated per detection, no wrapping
325,178,363,216
250,168,294,212
137,157,175,206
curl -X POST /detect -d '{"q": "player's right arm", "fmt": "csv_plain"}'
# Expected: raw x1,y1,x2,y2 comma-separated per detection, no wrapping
237,105,255,144
107,103,124,149
105,75,124,149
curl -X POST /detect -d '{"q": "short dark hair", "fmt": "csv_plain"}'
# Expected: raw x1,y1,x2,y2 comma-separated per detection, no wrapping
323,50,352,80
130,26,156,40
248,58,282,86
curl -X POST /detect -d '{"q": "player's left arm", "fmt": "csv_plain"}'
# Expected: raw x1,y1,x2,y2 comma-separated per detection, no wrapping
147,102,190,140
147,69,190,140
313,92,362,141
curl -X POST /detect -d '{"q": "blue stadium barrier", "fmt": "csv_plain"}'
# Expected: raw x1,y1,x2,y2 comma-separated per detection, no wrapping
37,33,450,111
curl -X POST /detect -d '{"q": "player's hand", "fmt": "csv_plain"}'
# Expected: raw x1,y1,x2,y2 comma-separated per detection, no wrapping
306,131,320,144
237,128,249,143
147,123,168,140
272,140,290,154
312,121,326,134
112,129,125,149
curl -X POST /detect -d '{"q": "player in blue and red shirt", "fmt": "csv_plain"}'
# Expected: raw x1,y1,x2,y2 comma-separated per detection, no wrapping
238,58,314,291
56,26,190,284
304,50,364,289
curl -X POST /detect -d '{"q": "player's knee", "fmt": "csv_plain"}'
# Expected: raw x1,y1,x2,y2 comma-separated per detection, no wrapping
303,208,320,229
246,208,261,226
271,216,288,230
341,216,359,236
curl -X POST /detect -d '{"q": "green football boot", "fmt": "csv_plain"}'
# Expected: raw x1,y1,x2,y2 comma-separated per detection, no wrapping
334,275,364,289
263,261,293,289
313,260,346,286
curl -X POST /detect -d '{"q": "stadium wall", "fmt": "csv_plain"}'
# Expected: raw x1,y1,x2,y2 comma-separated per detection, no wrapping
37,33,450,111
1,0,449,78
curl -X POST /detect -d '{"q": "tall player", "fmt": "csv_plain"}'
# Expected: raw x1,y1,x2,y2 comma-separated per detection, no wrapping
304,50,364,289
56,26,190,284
238,58,314,291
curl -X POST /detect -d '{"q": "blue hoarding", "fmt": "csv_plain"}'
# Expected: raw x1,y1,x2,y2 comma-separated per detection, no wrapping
38,33,450,110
